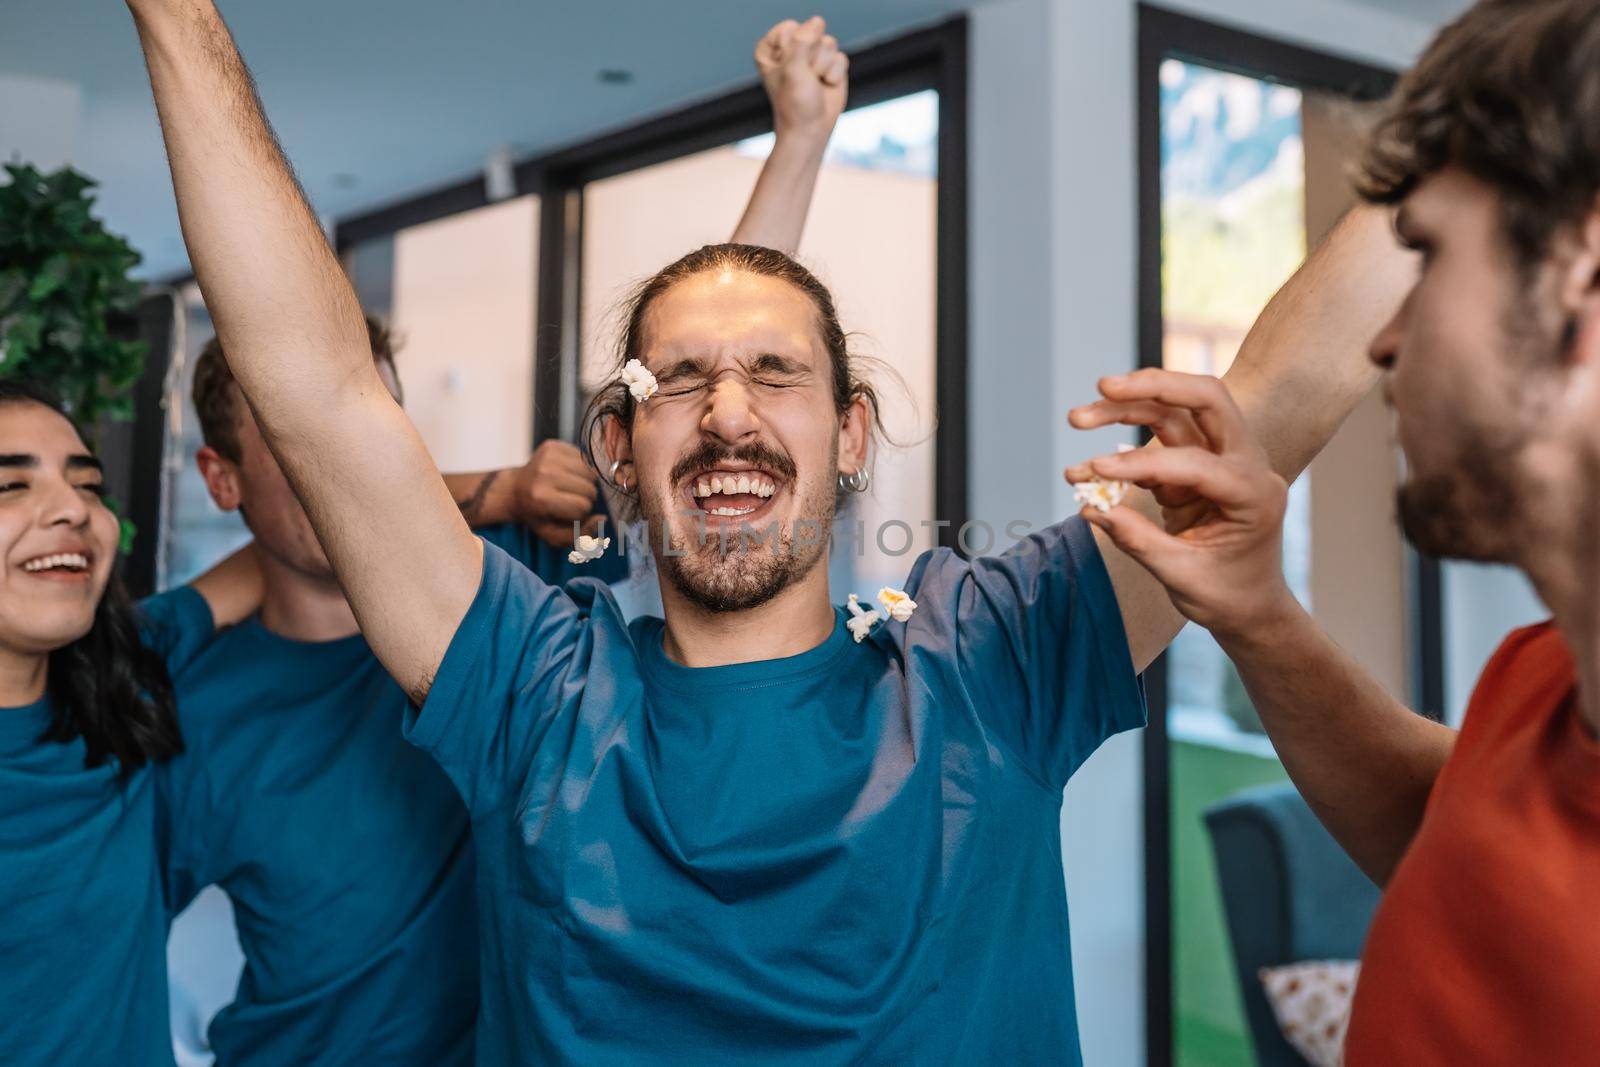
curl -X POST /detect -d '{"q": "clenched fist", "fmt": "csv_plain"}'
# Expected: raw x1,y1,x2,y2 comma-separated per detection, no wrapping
756,16,849,139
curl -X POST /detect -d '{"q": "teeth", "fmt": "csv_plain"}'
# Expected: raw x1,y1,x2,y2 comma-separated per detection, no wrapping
708,506,756,517
22,552,89,573
692,473,780,500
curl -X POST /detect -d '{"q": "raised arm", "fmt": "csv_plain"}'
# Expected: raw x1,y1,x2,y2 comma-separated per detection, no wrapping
1073,369,1455,885
1076,205,1414,671
130,0,477,701
730,17,848,253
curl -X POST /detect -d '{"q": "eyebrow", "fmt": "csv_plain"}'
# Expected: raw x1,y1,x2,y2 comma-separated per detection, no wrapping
652,357,715,382
0,453,102,472
749,353,810,375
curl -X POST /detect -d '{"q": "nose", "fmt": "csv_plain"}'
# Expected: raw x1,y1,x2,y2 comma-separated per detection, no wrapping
40,477,93,531
1368,293,1408,372
700,377,762,444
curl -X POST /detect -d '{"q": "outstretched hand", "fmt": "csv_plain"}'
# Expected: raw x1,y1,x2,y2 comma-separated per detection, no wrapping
755,16,849,138
1067,369,1296,640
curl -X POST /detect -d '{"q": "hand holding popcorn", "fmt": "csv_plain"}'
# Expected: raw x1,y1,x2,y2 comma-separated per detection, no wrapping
1065,369,1294,642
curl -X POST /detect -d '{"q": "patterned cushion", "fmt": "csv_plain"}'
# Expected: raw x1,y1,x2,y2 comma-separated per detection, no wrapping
1259,960,1360,1067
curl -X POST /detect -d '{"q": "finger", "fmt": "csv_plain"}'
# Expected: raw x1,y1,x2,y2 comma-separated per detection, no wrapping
757,19,797,64
1081,502,1189,577
813,36,840,76
1084,446,1265,511
1068,399,1207,450
1096,369,1249,455
822,51,849,87
532,519,577,549
537,488,600,520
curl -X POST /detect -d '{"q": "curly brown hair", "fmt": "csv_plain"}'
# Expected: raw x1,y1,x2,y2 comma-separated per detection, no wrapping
1355,0,1600,268
192,314,400,463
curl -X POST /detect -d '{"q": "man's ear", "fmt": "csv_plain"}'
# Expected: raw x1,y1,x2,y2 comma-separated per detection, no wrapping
1559,200,1600,368
600,415,635,489
836,392,872,480
195,446,243,512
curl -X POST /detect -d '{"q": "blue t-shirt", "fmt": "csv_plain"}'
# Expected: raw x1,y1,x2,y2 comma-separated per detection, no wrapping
408,516,1144,1065
156,522,625,1066
0,587,213,1067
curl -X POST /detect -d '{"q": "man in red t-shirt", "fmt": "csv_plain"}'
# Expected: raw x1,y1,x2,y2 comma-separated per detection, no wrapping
1063,1,1600,1062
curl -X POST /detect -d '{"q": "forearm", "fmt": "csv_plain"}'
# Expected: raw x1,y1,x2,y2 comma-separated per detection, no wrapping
187,541,262,628
1215,599,1455,885
131,0,480,699
1223,205,1409,481
445,469,514,527
730,128,830,253
130,0,375,432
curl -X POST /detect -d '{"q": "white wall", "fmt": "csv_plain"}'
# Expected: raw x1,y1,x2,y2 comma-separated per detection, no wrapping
967,1,1437,1061
0,73,81,172
1442,562,1547,724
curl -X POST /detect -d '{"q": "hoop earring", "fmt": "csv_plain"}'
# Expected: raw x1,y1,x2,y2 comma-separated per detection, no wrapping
837,467,870,494
610,459,633,495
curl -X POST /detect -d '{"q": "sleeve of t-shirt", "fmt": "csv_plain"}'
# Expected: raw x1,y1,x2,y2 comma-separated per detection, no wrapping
403,540,593,815
153,758,212,919
909,516,1145,791
135,586,216,677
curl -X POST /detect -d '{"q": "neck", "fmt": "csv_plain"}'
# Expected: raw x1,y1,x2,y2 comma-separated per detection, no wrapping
657,560,837,668
256,551,360,642
1515,451,1600,735
0,647,48,707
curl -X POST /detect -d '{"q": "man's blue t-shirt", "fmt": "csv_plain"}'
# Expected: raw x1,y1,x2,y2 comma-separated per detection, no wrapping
407,516,1144,1065
155,523,625,1066
0,587,213,1067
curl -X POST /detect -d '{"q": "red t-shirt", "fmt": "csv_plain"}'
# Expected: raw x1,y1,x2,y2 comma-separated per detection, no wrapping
1344,622,1600,1065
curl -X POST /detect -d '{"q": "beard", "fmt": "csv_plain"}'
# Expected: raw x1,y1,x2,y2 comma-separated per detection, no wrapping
643,439,837,614
1397,281,1559,563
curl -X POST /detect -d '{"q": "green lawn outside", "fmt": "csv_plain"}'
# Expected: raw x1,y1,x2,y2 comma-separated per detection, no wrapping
1172,737,1289,1067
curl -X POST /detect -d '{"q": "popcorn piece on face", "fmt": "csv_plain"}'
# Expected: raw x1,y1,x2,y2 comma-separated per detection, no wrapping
1073,444,1136,514
621,359,657,403
876,587,917,623
567,534,611,565
845,592,882,642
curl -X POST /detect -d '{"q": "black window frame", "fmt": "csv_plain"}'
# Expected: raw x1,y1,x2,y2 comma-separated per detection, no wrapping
1134,7,1435,1066
329,17,970,549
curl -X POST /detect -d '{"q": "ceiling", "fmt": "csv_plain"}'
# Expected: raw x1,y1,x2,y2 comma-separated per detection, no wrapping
1,1,981,279
1343,0,1470,22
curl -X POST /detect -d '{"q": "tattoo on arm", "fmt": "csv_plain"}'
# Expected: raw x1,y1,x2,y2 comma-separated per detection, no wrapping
457,470,500,523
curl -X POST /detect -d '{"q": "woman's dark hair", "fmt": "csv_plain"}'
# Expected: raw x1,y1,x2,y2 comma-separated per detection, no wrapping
0,379,182,775
579,243,897,520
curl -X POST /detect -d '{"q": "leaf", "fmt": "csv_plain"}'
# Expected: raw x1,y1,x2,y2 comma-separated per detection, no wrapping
28,253,70,302
0,271,24,311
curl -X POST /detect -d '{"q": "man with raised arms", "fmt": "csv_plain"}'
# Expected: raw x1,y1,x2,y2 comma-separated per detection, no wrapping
127,0,1411,1060
146,16,854,1066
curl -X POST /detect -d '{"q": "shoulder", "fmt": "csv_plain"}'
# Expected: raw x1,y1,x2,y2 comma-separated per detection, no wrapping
1459,620,1572,739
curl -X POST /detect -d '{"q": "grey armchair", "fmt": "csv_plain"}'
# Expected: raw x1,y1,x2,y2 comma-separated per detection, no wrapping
1204,783,1382,1067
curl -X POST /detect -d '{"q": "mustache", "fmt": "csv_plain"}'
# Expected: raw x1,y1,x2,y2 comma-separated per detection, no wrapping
669,440,797,484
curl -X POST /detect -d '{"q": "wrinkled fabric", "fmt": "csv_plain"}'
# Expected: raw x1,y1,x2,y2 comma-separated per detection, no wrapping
154,523,624,1066
0,586,213,1067
409,516,1144,1065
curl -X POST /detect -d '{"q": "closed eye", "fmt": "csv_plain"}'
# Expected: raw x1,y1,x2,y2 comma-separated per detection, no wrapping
0,481,25,494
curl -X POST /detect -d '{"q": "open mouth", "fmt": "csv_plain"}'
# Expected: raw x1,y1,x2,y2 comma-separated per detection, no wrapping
19,551,93,579
683,468,783,522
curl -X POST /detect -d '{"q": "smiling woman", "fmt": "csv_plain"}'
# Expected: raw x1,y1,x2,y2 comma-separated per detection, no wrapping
0,377,224,1067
